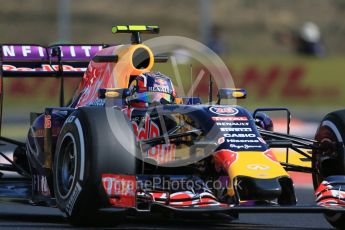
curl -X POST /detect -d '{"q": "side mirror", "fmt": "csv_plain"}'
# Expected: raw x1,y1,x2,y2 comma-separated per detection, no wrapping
217,88,247,104
98,88,130,107
98,88,130,99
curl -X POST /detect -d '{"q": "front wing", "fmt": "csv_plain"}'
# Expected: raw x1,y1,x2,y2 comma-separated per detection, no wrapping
100,174,345,215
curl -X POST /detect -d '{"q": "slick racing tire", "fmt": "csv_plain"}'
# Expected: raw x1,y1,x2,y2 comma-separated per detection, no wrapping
313,110,345,229
53,106,138,226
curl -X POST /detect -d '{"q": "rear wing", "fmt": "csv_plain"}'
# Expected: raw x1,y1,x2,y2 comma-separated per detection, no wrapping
0,44,108,137
0,44,107,77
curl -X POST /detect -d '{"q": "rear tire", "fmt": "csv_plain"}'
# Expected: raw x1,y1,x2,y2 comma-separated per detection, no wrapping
313,110,345,229
53,106,139,226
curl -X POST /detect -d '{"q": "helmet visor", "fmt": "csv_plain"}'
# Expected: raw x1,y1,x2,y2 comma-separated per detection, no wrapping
133,92,173,104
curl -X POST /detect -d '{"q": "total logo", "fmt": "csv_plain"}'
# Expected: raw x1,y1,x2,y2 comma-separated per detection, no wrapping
212,116,248,121
209,106,239,116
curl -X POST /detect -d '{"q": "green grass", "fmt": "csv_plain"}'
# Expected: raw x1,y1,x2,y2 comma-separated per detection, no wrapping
1,124,29,141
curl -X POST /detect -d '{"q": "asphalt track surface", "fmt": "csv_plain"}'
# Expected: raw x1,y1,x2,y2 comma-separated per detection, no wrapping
0,187,334,230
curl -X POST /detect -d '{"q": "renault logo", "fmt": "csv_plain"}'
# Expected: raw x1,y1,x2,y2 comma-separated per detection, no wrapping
246,164,270,170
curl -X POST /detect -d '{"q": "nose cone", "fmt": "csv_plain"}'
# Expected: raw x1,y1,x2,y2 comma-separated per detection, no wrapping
226,150,289,197
235,176,282,200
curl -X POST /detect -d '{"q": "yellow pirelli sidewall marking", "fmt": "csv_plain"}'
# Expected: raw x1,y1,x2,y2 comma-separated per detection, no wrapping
227,151,289,196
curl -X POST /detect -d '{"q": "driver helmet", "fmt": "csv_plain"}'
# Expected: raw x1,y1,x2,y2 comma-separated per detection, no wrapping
127,72,176,108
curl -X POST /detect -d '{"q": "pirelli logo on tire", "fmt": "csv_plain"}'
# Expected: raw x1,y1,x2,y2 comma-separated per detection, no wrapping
66,183,82,216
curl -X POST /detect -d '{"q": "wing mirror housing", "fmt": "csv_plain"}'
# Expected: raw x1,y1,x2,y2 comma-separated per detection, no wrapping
217,88,247,104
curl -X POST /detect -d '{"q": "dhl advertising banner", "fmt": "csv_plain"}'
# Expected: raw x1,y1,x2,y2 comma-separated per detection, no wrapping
227,56,345,107
154,56,345,109
3,56,345,109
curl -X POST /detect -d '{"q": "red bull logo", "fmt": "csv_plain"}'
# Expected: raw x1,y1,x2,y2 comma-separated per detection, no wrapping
154,78,168,86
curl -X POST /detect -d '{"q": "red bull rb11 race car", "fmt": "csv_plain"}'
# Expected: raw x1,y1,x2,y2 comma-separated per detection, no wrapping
1,25,345,228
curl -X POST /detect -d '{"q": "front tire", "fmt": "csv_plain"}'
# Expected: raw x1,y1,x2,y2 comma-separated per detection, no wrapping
313,110,345,229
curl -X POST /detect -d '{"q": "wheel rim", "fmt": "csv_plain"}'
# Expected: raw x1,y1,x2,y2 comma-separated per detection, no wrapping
57,134,77,198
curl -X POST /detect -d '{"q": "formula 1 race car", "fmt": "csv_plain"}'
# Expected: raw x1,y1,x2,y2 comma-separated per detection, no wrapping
1,25,345,228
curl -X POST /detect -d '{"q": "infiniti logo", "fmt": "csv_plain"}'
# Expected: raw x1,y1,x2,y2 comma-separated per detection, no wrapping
246,164,270,171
